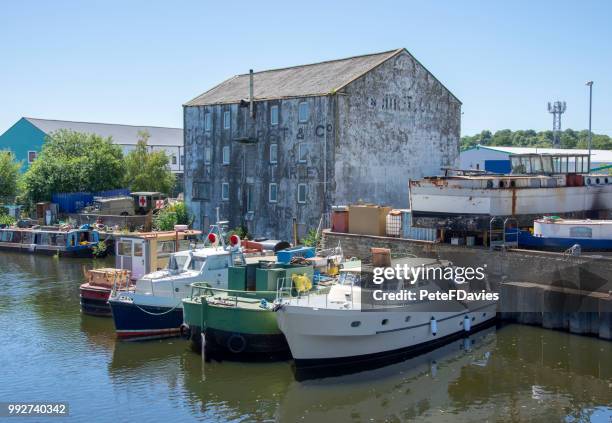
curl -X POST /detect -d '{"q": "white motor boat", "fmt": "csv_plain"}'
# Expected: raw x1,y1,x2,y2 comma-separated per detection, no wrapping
276,257,498,379
109,246,246,340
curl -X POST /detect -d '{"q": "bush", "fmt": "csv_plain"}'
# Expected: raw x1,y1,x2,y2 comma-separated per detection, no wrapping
153,202,193,231
301,229,320,247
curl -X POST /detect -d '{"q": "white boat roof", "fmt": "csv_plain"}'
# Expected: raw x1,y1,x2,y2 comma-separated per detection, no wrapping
190,247,234,257
536,218,612,225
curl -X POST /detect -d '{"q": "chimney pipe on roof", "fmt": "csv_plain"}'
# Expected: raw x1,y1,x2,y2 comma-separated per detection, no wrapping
249,69,254,119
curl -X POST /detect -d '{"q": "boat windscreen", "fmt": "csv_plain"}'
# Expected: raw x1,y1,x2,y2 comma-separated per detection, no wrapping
168,254,188,271
186,256,206,271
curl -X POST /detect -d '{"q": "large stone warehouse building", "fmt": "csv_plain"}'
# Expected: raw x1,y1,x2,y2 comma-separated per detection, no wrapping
183,48,461,240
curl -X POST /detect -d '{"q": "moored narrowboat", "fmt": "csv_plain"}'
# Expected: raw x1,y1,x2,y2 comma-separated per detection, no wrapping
0,225,99,257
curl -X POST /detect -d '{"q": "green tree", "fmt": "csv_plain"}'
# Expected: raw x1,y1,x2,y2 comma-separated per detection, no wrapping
124,130,175,194
0,151,20,200
21,130,125,204
461,129,612,151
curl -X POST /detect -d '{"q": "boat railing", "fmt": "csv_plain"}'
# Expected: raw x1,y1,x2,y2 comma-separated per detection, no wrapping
275,275,347,310
187,283,278,308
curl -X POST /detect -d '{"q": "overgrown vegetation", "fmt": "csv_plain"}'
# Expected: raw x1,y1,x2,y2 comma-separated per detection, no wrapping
153,201,193,231
0,212,16,227
92,241,108,258
124,130,175,194
301,229,320,248
21,129,125,205
0,151,20,200
461,129,612,151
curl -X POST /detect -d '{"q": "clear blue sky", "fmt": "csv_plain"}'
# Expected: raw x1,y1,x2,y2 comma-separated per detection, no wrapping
1,0,611,136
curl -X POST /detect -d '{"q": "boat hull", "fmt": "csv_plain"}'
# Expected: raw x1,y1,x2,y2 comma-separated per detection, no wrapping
108,299,184,340
410,182,612,230
79,283,112,316
277,303,498,380
0,244,93,257
183,297,289,359
517,230,612,251
202,327,290,360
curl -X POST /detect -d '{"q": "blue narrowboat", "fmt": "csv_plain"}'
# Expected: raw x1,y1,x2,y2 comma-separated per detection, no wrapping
516,217,612,252
0,226,100,257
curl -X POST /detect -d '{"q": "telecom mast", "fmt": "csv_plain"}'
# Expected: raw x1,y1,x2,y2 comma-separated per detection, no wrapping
547,101,567,147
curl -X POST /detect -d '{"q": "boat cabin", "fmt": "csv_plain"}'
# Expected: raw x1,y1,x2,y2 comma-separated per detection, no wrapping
510,153,590,175
114,230,201,280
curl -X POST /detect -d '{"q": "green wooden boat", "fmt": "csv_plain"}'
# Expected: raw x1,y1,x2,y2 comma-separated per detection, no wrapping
182,260,314,360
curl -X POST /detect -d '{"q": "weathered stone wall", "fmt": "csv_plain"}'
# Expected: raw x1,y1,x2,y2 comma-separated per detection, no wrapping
184,96,335,241
334,50,461,208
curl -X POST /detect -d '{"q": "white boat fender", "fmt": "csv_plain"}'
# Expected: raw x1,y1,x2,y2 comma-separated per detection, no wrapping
227,333,247,354
430,317,437,336
463,315,471,332
463,337,471,351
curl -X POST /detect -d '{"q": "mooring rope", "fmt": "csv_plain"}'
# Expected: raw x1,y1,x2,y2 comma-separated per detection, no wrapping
132,300,182,316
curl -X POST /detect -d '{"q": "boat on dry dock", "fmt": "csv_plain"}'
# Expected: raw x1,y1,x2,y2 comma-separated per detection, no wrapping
409,152,612,232
0,225,100,257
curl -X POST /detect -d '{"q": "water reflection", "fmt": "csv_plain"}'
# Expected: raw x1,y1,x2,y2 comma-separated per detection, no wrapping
0,252,610,422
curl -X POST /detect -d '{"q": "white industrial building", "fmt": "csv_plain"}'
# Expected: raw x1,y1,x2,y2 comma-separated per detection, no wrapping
460,145,612,174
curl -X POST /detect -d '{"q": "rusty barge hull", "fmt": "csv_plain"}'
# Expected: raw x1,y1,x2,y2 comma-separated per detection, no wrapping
409,180,612,231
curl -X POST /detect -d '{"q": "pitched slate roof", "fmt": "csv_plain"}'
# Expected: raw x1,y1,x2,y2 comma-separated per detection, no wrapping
185,49,413,106
24,118,183,147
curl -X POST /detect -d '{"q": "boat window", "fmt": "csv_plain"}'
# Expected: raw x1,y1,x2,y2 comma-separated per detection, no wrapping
55,234,65,246
22,232,33,244
350,321,361,327
405,315,411,322
133,243,143,257
531,156,543,173
157,240,176,255
187,256,207,271
168,254,188,271
0,231,12,242
569,227,592,238
522,157,532,173
542,156,553,173
118,240,132,256
381,319,389,325
177,240,192,251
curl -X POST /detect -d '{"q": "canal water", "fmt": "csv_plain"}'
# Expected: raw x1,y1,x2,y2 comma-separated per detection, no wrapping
0,252,610,422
